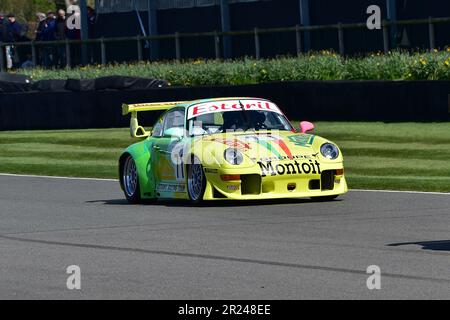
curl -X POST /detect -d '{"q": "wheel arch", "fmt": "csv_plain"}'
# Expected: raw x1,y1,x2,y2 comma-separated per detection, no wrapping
119,141,155,199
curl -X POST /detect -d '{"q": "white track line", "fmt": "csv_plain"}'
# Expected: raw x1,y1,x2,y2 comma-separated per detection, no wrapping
351,189,449,196
0,173,117,182
1,172,448,195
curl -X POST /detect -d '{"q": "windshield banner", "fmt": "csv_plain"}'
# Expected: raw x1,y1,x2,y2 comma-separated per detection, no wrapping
187,99,283,119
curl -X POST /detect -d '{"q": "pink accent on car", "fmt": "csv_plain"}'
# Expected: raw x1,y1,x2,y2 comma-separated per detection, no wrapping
300,121,315,134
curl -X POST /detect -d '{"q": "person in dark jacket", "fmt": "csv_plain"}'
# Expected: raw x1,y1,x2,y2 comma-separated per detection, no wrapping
41,12,56,41
41,12,57,67
0,13,8,42
55,10,67,40
87,6,96,39
34,13,47,66
6,14,22,68
6,14,22,42
35,13,46,41
55,9,67,67
0,13,7,68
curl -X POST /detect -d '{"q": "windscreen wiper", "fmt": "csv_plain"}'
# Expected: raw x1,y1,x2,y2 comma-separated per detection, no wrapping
239,100,253,131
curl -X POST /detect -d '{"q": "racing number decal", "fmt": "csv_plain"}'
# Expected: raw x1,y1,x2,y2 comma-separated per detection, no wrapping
173,144,185,181
176,161,185,180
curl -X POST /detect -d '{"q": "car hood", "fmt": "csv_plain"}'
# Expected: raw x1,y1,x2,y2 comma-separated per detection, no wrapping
194,130,342,167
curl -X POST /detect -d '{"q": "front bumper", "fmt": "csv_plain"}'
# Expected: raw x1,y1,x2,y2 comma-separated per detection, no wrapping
203,162,348,200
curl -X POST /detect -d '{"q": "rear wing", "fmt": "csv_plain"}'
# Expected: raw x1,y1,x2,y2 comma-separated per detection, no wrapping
122,101,190,138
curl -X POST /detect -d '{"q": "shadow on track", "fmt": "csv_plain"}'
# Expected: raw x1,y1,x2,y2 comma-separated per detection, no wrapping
87,198,342,208
388,240,450,252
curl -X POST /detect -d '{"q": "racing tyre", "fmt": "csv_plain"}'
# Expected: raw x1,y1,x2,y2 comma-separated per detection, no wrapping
121,155,141,204
187,157,206,204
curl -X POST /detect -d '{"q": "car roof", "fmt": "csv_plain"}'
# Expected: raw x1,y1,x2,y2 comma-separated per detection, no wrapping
175,97,272,109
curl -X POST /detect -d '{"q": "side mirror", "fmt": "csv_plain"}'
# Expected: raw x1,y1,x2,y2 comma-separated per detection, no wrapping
300,121,315,134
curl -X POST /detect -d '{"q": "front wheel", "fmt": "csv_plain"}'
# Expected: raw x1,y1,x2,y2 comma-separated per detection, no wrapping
121,155,141,204
187,158,206,204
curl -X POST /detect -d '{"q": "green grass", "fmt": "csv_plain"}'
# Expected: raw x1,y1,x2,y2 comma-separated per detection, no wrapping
0,123,449,192
13,50,450,85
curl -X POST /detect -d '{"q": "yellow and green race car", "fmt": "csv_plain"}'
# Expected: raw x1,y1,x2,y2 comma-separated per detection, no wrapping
119,97,347,204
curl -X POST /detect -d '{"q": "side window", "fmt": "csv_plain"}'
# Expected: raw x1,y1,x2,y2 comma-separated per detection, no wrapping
152,115,165,137
163,109,185,136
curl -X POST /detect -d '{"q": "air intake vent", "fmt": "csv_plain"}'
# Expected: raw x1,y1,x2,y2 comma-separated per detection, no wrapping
241,174,261,195
321,171,335,190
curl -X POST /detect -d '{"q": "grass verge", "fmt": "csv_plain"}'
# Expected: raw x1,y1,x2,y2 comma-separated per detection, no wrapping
0,123,449,192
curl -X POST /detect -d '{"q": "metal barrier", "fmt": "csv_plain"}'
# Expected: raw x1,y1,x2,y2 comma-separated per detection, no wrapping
1,16,450,71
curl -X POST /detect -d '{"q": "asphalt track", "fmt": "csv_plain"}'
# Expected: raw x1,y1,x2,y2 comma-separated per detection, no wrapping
0,174,449,300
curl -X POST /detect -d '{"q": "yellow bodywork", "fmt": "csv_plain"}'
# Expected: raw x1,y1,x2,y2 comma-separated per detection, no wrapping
189,131,347,200
120,98,348,201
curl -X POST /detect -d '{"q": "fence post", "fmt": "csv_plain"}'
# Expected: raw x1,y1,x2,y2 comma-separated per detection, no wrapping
101,38,106,65
65,39,71,68
428,17,435,50
382,20,390,54
338,23,345,55
254,27,261,59
214,31,221,59
175,32,181,61
137,36,143,61
31,41,37,66
295,25,302,56
0,45,5,72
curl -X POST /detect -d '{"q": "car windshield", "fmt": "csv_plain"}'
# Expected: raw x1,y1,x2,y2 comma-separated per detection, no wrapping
188,109,294,136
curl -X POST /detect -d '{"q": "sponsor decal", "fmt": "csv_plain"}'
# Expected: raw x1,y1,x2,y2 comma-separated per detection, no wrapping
241,134,283,159
257,160,322,177
187,99,282,119
271,139,293,160
250,153,318,162
157,183,186,193
288,134,315,147
206,138,251,151
240,134,295,160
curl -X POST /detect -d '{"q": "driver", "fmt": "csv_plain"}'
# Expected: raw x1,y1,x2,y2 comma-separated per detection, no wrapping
252,111,267,130
221,111,247,131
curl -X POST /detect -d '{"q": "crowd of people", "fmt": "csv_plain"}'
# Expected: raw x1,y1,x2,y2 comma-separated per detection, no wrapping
0,6,96,69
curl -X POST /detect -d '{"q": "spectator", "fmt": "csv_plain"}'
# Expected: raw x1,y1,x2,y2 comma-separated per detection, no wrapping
41,12,57,67
55,9,67,67
6,14,22,68
0,13,7,68
35,13,46,41
6,14,22,42
0,13,7,42
55,10,67,40
33,13,46,66
86,6,97,64
87,6,96,39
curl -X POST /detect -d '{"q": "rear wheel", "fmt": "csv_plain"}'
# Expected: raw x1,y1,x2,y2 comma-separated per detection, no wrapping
187,158,206,204
121,155,141,204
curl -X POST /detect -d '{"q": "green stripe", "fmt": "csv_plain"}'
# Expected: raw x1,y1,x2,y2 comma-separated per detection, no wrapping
256,140,283,159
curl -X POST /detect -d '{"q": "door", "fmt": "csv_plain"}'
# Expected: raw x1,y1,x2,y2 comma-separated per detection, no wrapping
151,108,187,197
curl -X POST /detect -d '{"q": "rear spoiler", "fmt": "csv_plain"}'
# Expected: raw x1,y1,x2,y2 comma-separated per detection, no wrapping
122,101,191,138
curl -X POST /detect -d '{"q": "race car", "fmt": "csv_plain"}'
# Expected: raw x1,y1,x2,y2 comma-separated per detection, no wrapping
119,97,347,203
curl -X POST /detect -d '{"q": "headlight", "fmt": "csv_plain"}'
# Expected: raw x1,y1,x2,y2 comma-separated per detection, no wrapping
320,143,339,160
224,148,244,165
